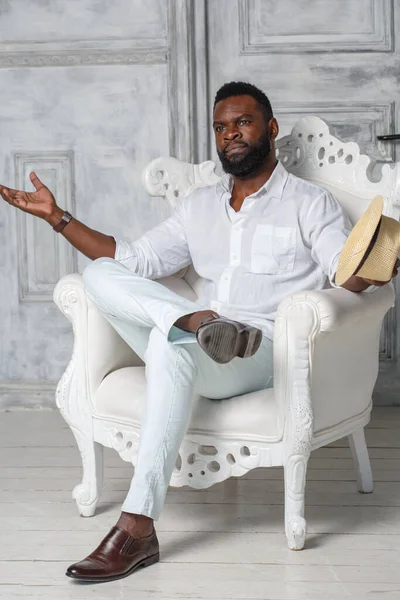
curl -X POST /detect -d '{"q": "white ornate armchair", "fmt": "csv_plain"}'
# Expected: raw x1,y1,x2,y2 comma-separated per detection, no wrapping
54,117,399,550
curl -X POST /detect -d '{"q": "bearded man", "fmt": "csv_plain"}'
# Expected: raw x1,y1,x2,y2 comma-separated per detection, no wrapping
0,81,390,583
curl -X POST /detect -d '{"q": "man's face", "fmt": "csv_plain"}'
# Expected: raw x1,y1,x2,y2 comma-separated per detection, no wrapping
213,95,275,177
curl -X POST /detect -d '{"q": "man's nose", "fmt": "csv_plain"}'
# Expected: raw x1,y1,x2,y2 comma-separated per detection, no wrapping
224,127,241,141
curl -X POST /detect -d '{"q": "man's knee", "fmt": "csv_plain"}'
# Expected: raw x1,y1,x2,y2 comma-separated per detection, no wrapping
147,326,171,351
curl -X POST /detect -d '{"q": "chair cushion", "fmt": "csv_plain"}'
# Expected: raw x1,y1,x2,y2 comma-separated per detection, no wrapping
93,366,280,442
183,264,204,298
158,274,198,301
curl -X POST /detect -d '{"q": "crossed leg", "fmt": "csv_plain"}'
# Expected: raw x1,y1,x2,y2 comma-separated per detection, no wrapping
67,257,273,581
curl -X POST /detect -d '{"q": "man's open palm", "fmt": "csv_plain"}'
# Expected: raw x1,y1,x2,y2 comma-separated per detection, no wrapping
0,172,56,220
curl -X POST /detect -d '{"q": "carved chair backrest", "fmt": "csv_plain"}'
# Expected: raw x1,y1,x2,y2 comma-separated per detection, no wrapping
142,116,400,294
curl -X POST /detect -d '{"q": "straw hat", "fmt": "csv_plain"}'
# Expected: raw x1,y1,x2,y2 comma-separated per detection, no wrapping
335,195,400,286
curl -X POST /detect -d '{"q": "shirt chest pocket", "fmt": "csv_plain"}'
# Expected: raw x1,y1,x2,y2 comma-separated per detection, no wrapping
250,224,296,274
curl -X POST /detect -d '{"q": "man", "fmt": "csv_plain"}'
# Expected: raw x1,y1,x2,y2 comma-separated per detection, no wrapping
1,81,397,583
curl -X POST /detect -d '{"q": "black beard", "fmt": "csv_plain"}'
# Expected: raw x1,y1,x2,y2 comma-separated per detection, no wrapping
218,130,272,177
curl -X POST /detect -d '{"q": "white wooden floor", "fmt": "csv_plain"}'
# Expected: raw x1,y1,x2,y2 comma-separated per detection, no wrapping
0,408,400,600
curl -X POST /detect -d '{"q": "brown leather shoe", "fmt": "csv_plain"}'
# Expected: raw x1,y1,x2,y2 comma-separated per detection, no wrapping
196,316,262,364
66,526,159,583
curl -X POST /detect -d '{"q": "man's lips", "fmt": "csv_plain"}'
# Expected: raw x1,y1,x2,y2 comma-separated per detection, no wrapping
224,143,248,155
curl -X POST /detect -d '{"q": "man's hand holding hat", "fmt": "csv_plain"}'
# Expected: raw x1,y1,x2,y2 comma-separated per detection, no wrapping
336,195,400,292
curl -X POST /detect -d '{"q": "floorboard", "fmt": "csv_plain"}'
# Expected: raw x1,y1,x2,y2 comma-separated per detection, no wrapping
0,406,399,599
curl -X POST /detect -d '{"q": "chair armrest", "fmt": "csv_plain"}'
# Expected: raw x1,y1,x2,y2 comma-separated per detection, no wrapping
283,284,395,333
273,284,395,449
53,274,143,401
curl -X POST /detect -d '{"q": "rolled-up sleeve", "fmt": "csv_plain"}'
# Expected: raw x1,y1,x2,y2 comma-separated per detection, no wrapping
114,199,191,279
305,191,377,293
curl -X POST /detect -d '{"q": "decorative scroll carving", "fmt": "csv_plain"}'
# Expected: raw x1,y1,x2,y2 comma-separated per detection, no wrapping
54,275,103,517
282,301,319,550
142,157,220,209
276,116,400,221
170,439,272,489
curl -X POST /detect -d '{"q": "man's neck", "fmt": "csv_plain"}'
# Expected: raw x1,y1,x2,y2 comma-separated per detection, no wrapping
230,159,278,211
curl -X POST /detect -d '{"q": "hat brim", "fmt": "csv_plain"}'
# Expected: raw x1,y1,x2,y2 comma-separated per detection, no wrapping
335,195,384,286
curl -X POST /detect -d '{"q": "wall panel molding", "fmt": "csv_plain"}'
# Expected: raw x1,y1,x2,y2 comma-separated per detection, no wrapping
0,38,167,68
239,0,393,54
167,0,208,162
15,152,77,303
0,49,167,68
167,0,195,161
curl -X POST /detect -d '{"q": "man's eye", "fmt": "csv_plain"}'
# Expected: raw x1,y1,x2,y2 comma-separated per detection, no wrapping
239,120,250,125
215,126,224,133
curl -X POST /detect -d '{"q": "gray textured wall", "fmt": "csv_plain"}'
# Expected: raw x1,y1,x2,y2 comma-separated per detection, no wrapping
0,0,197,407
0,0,399,406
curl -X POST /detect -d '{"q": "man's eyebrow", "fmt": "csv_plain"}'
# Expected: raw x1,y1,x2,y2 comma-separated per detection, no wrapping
213,113,255,127
236,113,254,120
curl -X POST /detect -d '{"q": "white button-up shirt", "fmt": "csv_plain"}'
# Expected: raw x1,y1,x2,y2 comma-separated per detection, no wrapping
115,161,370,340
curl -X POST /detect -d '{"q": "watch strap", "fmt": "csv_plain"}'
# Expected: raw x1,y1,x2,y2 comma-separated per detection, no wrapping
53,210,73,233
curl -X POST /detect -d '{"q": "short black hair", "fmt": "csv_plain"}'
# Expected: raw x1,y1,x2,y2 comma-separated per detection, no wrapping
213,81,273,123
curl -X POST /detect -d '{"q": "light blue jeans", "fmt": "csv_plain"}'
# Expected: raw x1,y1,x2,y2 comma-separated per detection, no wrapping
82,258,273,520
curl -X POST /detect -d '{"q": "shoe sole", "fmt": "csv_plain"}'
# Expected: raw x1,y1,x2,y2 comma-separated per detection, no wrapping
196,321,262,364
65,552,160,583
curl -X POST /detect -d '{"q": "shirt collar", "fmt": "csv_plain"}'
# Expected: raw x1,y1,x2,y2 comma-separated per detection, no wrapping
217,160,289,203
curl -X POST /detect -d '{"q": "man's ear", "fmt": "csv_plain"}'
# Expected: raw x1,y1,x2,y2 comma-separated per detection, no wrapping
269,118,279,141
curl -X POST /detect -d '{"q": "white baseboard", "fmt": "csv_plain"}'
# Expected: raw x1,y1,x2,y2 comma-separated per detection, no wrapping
0,381,57,410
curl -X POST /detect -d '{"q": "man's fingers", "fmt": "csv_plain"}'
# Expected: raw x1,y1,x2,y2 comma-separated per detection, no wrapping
0,185,18,202
363,278,387,286
0,187,28,208
0,186,25,207
0,184,19,197
29,171,45,191
0,187,13,202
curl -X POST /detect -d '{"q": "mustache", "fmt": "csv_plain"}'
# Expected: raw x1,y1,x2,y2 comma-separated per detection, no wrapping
222,142,249,155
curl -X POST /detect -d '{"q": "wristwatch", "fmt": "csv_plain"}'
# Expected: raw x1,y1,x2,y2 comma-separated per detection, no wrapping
53,210,73,233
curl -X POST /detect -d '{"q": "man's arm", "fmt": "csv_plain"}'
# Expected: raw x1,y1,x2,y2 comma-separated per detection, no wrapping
114,199,191,279
303,190,397,293
304,191,399,292
47,205,116,260
339,263,399,293
0,172,115,260
337,274,372,293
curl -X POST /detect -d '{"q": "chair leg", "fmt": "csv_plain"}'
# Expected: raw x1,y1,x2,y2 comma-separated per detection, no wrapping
284,454,308,550
348,427,373,494
72,440,104,517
